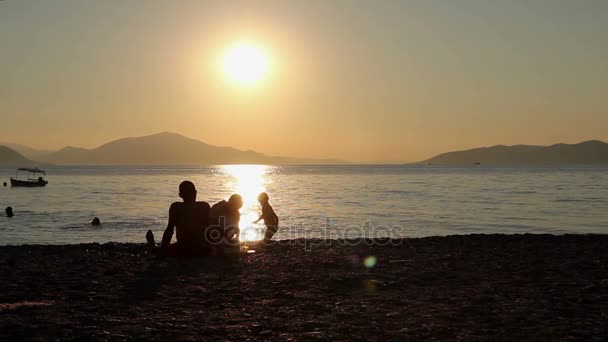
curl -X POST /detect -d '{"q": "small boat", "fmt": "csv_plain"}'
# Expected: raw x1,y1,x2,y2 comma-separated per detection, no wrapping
10,167,48,187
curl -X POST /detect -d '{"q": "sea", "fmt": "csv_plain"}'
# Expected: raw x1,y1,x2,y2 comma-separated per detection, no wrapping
0,165,607,245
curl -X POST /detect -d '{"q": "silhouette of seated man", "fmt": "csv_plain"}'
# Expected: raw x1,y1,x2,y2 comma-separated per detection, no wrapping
210,194,243,252
159,181,211,257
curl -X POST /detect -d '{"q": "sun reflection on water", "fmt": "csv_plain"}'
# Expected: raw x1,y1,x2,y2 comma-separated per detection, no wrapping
222,165,269,241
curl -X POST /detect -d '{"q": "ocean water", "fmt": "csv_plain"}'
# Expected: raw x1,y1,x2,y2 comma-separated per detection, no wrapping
0,165,607,245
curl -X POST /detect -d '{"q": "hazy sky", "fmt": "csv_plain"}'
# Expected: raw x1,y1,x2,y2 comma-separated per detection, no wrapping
1,0,607,163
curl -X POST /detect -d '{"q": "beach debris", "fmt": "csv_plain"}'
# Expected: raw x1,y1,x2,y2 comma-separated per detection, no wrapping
0,300,55,311
90,217,101,226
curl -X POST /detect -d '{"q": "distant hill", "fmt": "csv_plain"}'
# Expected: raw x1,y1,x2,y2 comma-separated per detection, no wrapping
421,140,608,165
0,146,40,166
38,132,346,165
0,142,53,160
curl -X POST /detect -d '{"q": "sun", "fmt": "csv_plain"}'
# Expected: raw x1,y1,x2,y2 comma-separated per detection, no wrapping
221,42,270,86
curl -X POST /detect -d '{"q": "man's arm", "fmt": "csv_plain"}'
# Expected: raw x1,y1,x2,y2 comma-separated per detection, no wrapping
161,204,177,250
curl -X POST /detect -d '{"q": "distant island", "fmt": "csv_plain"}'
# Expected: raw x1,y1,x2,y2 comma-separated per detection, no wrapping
420,140,608,165
1,132,345,166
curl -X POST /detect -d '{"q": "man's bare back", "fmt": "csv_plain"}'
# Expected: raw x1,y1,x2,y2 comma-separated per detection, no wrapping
170,202,210,246
159,181,211,257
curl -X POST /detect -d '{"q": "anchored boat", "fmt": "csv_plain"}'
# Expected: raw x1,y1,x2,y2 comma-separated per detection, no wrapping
10,167,48,187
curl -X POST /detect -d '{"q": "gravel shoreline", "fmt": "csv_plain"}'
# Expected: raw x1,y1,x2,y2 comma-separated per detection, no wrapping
1,234,607,341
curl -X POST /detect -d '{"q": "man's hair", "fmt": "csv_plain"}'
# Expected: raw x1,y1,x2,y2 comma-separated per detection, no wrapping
179,181,196,196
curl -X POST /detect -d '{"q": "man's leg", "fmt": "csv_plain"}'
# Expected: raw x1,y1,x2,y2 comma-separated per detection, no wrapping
146,230,156,248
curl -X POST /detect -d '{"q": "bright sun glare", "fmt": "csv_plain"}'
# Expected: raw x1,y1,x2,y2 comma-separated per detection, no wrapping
223,165,270,241
221,42,270,86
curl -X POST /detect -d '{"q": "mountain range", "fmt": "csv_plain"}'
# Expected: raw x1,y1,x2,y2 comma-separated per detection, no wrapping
1,132,345,166
0,146,39,166
421,140,608,165
1,133,607,166
0,142,53,160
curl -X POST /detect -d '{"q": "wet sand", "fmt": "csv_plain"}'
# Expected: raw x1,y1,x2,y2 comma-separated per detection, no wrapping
1,234,607,341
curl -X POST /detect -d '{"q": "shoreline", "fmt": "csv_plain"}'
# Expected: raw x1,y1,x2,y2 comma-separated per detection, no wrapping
0,232,608,244
2,232,607,247
1,234,607,340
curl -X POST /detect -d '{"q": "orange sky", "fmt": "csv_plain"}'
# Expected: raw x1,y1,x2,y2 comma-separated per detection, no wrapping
1,1,607,163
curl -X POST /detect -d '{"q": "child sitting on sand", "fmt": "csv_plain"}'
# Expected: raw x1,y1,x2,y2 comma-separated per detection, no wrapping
254,192,279,242
210,194,243,252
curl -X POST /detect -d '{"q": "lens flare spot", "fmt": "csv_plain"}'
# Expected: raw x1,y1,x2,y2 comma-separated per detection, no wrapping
363,256,377,269
363,279,378,293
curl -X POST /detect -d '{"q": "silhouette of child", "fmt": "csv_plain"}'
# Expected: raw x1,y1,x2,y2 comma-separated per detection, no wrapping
254,192,278,242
